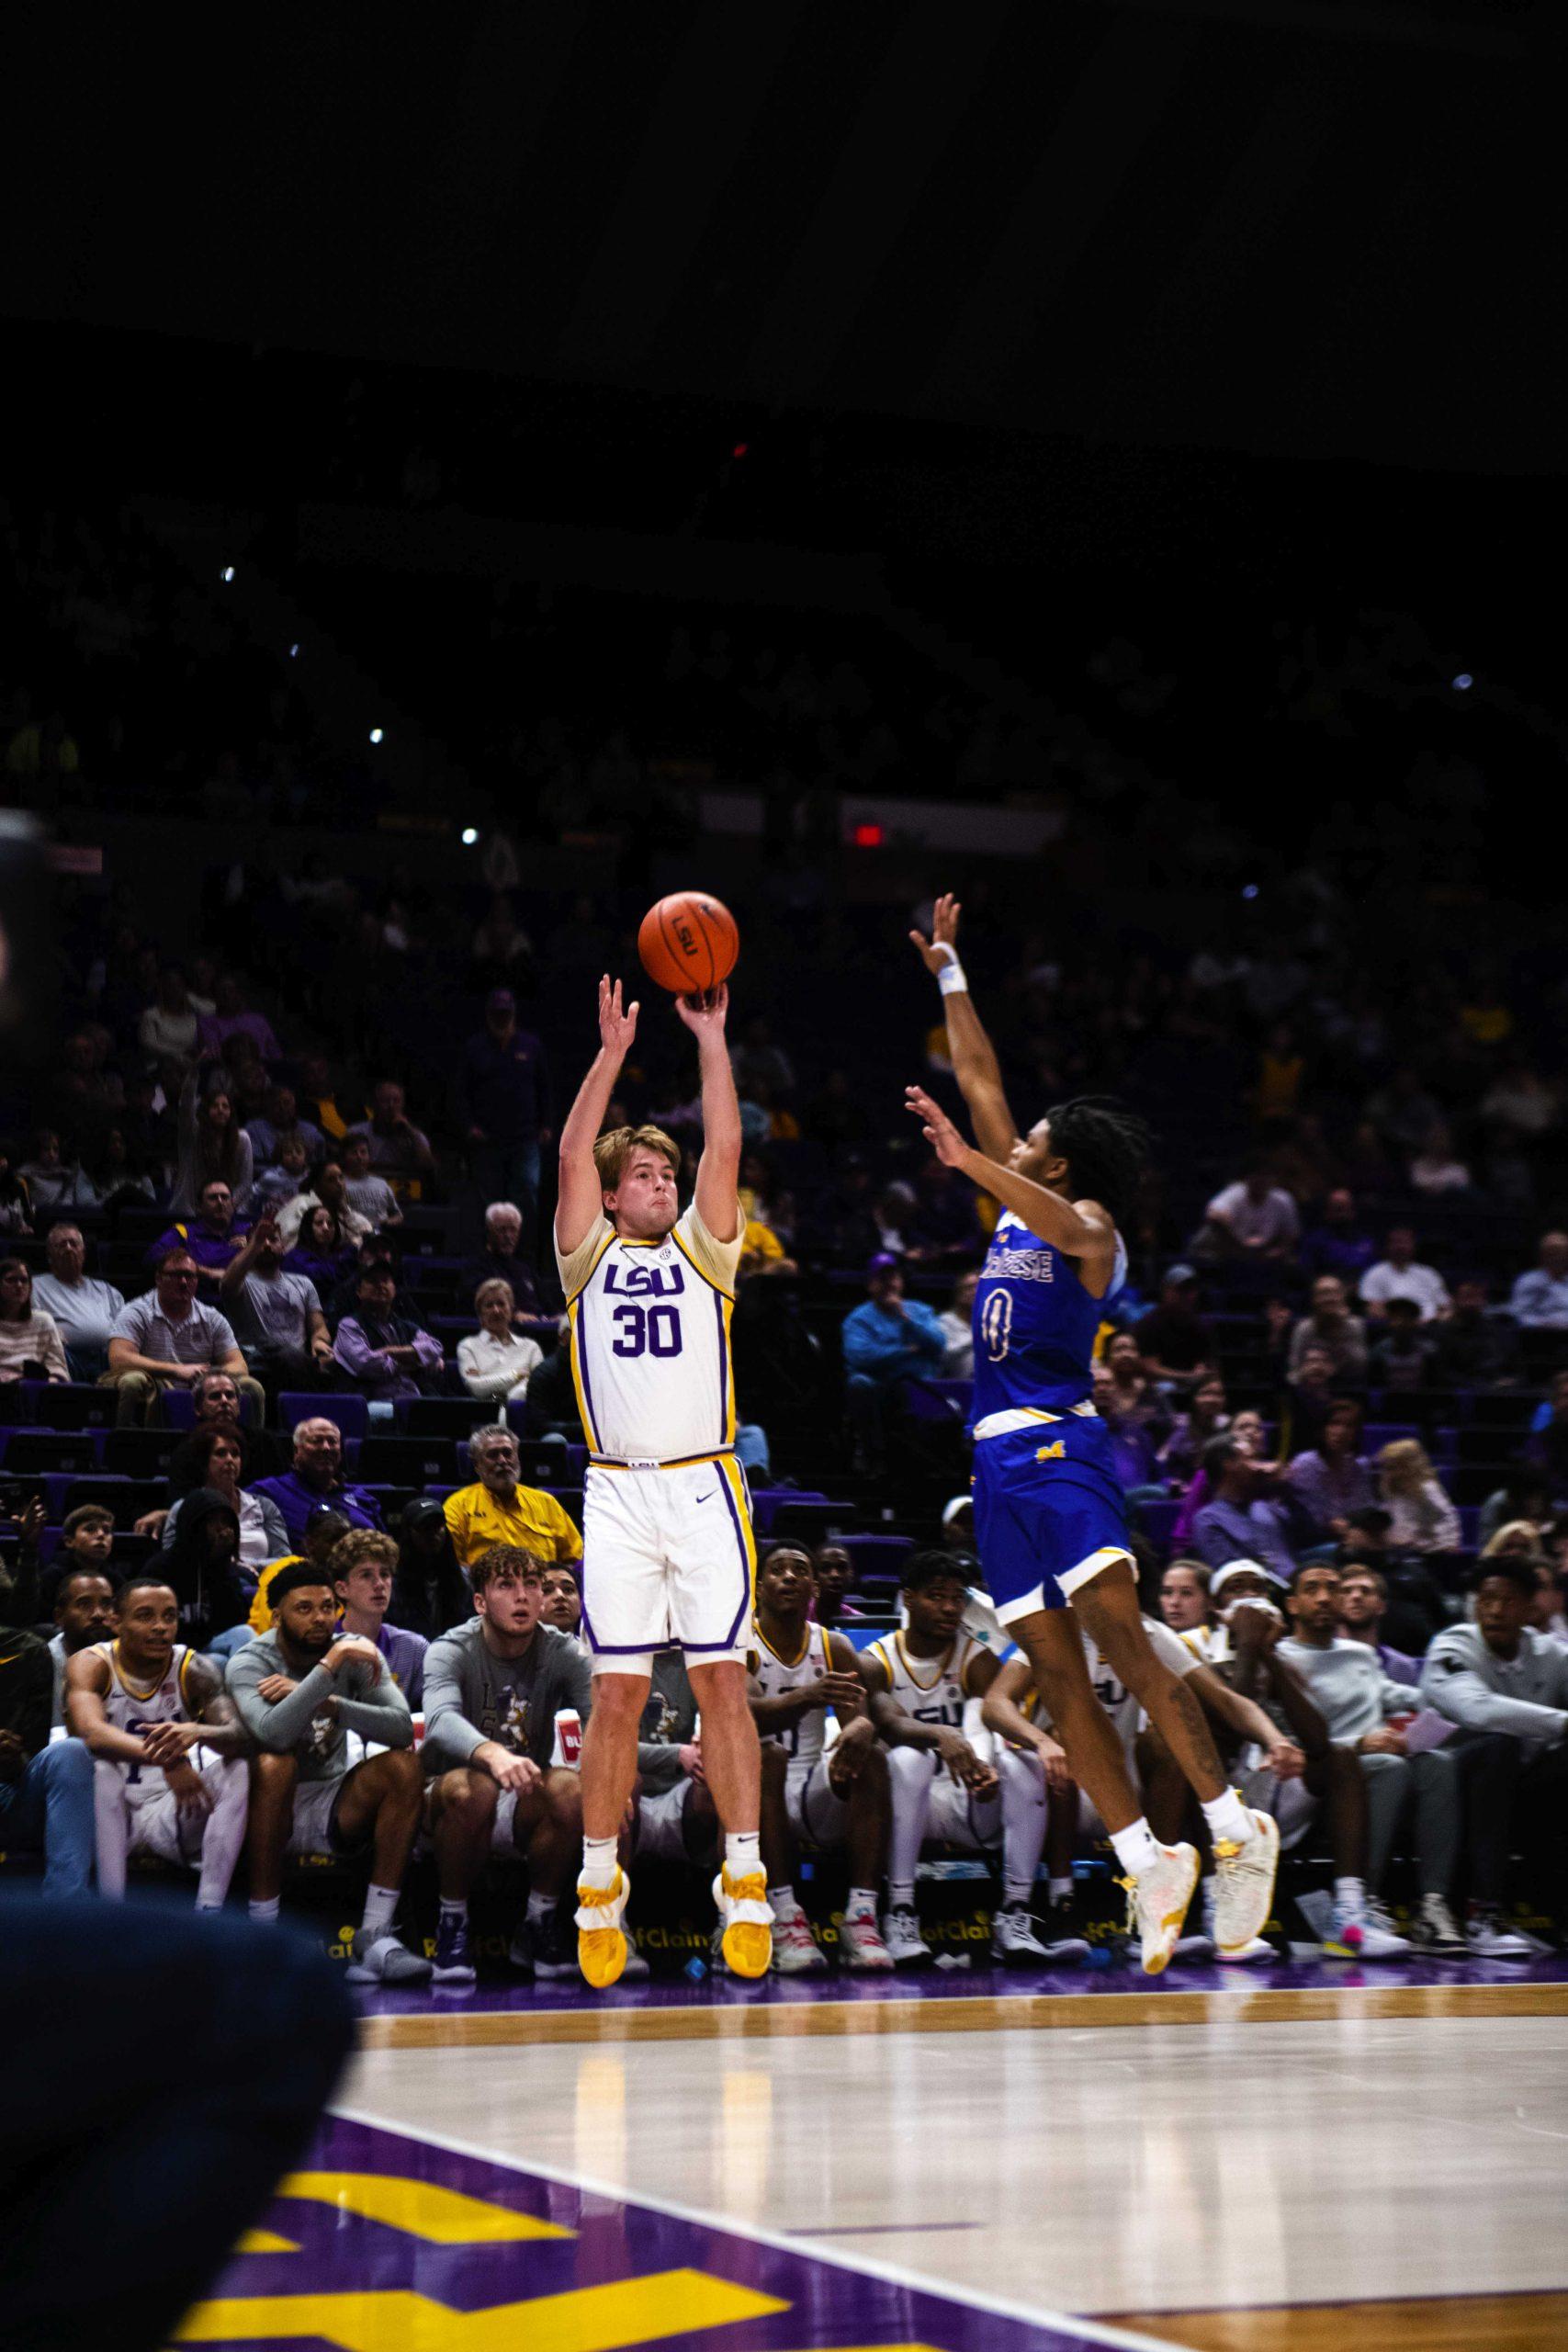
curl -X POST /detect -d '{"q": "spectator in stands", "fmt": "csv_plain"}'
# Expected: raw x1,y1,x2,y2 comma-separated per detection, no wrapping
54,1503,117,1586
104,1247,260,1428
1360,1226,1450,1322
1429,1276,1522,1388
152,1178,251,1296
905,1158,983,1266
1190,1433,1298,1584
1366,1067,1443,1161
344,1080,435,1187
1477,1467,1552,1555
938,1270,978,1378
332,1529,427,1707
17,1129,93,1212
1410,1121,1472,1195
0,1154,32,1235
1369,1295,1436,1393
1287,1275,1368,1385
1158,1558,1213,1640
1280,1560,1464,1949
443,1425,582,1572
276,1160,370,1252
0,1258,69,1384
1287,1399,1377,1544
1134,1264,1214,1393
0,1627,94,1894
1509,1230,1568,1330
219,1208,333,1387
138,966,200,1070
1525,1372,1568,1498
252,1416,384,1546
1300,1187,1379,1288
390,1496,472,1640
1198,1162,1301,1261
840,1255,945,1473
1377,1438,1461,1556
252,1131,312,1221
1422,1555,1568,1953
92,1119,162,1209
32,1221,125,1379
196,974,282,1066
1480,1056,1559,1148
458,1201,540,1317
281,1202,355,1295
538,1561,582,1639
1158,1374,1231,1485
170,1066,254,1218
811,1540,864,1626
226,1557,432,1984
162,1429,290,1577
1336,1564,1421,1685
159,1487,251,1652
457,1279,544,1403
338,1132,402,1232
422,1546,592,1986
244,1085,323,1170
333,1264,443,1409
731,1014,795,1102
458,989,550,1221
45,1566,119,1725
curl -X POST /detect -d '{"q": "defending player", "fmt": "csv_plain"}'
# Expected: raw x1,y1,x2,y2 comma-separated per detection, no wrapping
66,1573,250,1908
908,895,1280,1970
557,975,771,1986
863,1550,1059,1966
747,1540,893,1973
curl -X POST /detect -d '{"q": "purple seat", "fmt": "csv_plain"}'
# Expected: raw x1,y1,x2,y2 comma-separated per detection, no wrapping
279,1392,369,1440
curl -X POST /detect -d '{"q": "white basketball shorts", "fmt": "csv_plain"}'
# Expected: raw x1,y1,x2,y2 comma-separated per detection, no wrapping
581,1456,755,1678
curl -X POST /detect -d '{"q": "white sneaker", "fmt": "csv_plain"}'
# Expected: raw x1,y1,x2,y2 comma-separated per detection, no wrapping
1216,1937,1277,1965
840,1909,894,1971
1409,1894,1467,1954
1124,1841,1201,1976
1172,1930,1217,1962
991,1904,1056,1965
345,1931,434,1986
1467,1906,1538,1960
882,1905,933,1967
1212,1809,1280,1956
772,1907,828,1974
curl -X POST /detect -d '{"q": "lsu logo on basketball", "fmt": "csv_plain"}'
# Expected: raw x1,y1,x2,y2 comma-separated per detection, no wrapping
1035,1440,1066,1462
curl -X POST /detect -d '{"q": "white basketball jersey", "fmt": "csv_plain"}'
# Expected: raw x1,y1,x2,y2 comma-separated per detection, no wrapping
867,1629,985,1730
561,1203,739,1464
1025,1617,1201,1763
91,1640,196,1800
749,1619,830,1767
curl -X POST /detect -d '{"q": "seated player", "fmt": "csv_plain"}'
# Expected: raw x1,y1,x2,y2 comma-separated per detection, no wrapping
422,1546,592,1987
863,1551,1056,1967
538,1561,583,1641
66,1574,250,1909
225,1558,432,1984
746,1541,893,1973
809,1541,863,1628
330,1529,429,1706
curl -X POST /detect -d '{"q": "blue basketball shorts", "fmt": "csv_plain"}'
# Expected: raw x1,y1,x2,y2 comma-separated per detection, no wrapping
971,1418,1134,1625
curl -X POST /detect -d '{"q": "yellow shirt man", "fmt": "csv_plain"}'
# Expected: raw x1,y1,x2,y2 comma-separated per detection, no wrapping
443,1479,583,1571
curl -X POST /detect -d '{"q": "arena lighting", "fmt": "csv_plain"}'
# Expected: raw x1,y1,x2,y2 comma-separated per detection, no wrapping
220,566,235,582
852,821,884,848
461,827,479,845
288,642,300,658
1453,673,1473,690
368,728,385,744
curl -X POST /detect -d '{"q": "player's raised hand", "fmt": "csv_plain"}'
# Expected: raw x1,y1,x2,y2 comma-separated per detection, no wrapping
906,1084,968,1170
674,981,728,1035
908,891,962,975
598,974,639,1056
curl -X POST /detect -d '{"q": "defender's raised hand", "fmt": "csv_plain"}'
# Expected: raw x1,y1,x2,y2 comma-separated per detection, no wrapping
674,981,728,1036
598,974,639,1057
906,1084,969,1170
908,891,962,975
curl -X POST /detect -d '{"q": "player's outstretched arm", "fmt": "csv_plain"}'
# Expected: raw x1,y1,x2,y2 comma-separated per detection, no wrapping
677,983,742,1243
556,976,639,1257
906,1084,1116,1284
909,892,1020,1163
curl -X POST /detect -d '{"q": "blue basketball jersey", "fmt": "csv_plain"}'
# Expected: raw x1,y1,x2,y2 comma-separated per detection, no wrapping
971,1209,1126,1420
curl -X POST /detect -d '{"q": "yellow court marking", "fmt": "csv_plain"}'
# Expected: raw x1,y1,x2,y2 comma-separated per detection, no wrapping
358,1978,1568,2052
276,2170,571,2241
235,2228,299,2254
1111,2289,1568,2351
178,2269,786,2350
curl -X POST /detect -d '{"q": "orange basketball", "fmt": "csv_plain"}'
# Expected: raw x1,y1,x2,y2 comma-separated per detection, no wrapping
637,890,740,995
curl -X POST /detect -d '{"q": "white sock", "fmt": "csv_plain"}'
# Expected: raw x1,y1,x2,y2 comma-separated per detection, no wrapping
1335,1875,1366,1916
887,1881,916,1912
1110,1818,1163,1877
527,1888,552,1923
360,1883,400,1943
1048,1876,1075,1905
439,1896,466,1923
248,1896,280,1924
581,1834,619,1889
846,1886,878,1918
1201,1787,1254,1849
724,1831,761,1881
768,1883,800,1917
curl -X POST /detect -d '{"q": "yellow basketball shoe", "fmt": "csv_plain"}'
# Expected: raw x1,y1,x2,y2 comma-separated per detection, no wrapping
712,1868,774,1978
576,1867,631,1989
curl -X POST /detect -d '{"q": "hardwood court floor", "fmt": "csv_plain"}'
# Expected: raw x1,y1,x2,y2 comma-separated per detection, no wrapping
329,1991,1568,2350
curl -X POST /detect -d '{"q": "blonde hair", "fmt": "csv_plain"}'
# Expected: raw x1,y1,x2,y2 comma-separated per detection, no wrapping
474,1278,514,1314
593,1124,680,1193
1377,1437,1434,1495
1482,1520,1547,1565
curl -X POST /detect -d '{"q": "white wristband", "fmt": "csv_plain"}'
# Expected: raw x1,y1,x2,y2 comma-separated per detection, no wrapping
936,957,969,997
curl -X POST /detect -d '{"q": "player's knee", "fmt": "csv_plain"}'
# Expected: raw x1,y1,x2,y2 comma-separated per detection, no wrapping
886,1744,934,1791
857,1739,890,1786
591,1674,649,1727
438,1766,497,1821
253,1749,297,1792
49,1737,92,1789
545,1768,583,1826
383,1746,424,1797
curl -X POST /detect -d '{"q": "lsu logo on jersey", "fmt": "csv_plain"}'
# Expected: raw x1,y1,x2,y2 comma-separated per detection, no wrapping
603,1261,686,1298
980,1288,1013,1361
1035,1439,1066,1462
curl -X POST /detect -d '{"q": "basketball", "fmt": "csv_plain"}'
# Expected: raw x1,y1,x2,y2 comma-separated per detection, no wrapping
637,890,740,995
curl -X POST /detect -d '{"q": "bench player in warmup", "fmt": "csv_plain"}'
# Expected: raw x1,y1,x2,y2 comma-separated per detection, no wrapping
862,1549,1061,1965
908,894,1280,1971
557,973,772,1986
747,1539,893,1973
66,1573,250,1908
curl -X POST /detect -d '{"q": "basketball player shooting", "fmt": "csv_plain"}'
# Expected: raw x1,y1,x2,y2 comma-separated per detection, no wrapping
908,895,1280,1972
556,973,772,1987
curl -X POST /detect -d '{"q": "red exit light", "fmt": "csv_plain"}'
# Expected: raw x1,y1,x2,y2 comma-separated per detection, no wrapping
852,822,884,848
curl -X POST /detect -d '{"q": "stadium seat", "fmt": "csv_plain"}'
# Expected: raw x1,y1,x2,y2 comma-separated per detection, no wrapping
278,1392,368,1440
103,1429,177,1477
405,1397,498,1442
355,1434,457,1486
31,1383,118,1431
4,1430,106,1476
